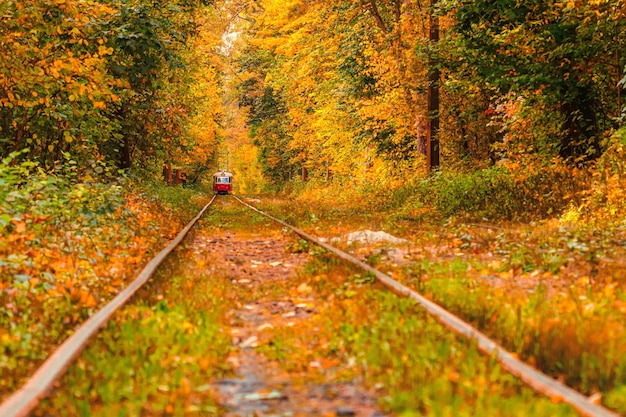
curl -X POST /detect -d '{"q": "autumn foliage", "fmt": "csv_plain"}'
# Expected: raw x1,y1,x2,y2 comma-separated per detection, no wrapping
224,0,626,221
0,154,209,398
3,0,626,413
0,0,223,178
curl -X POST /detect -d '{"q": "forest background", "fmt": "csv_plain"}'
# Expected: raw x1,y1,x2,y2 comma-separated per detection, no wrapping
3,0,626,219
3,0,626,402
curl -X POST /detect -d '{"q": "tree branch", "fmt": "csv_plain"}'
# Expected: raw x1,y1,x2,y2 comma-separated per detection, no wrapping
360,0,389,33
394,0,402,24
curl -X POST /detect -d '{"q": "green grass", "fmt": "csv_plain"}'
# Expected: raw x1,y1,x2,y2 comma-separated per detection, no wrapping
259,252,577,416
200,196,270,232
406,257,626,413
36,229,234,416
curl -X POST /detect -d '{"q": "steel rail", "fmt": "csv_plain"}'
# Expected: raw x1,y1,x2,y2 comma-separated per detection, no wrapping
233,195,619,417
0,194,217,417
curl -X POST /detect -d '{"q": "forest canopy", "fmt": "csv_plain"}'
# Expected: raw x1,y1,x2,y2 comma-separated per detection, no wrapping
1,0,625,213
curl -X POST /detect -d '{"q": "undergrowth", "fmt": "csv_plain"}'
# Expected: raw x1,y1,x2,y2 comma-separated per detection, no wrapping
0,154,210,399
407,257,626,413
37,229,233,416
262,253,577,416
285,160,587,223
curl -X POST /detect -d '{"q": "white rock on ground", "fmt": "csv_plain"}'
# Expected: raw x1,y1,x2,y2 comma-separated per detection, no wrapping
327,230,408,246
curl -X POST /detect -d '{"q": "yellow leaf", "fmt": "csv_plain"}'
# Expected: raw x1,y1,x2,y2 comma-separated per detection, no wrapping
98,45,113,56
181,321,196,333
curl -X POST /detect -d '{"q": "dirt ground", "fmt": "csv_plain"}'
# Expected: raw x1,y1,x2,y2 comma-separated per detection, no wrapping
192,224,385,417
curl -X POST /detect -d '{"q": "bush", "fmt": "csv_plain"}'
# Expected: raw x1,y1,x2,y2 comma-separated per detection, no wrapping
0,155,208,396
573,127,626,224
391,161,585,221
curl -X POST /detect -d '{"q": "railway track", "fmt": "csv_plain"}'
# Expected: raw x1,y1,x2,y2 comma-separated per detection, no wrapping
0,195,619,417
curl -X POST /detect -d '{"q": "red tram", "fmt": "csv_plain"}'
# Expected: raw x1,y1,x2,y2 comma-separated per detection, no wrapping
213,171,233,194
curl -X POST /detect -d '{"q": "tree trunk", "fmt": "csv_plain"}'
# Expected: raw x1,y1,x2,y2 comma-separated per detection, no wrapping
119,136,132,169
427,0,440,172
617,50,623,117
163,162,172,185
11,125,25,166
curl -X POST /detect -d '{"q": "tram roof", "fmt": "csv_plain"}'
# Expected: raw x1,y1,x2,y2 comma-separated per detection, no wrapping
213,171,233,177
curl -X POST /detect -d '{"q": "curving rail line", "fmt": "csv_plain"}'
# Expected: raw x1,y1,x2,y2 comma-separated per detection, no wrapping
0,195,217,417
232,195,619,417
0,193,620,417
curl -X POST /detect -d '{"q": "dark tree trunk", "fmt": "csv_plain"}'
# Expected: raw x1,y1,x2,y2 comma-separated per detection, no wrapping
163,162,172,185
427,1,440,172
119,136,132,169
11,125,25,166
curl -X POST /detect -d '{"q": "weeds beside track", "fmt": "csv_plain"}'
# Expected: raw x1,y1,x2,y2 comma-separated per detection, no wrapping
1,195,618,417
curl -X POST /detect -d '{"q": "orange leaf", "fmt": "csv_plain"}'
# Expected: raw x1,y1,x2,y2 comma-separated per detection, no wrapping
14,222,26,233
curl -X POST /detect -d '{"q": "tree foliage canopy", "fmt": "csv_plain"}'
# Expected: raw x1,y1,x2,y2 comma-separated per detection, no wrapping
0,0,223,179
2,0,626,184
225,0,626,184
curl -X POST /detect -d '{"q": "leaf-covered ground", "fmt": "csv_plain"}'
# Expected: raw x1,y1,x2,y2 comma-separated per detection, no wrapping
0,172,209,401
34,197,577,416
253,196,626,414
